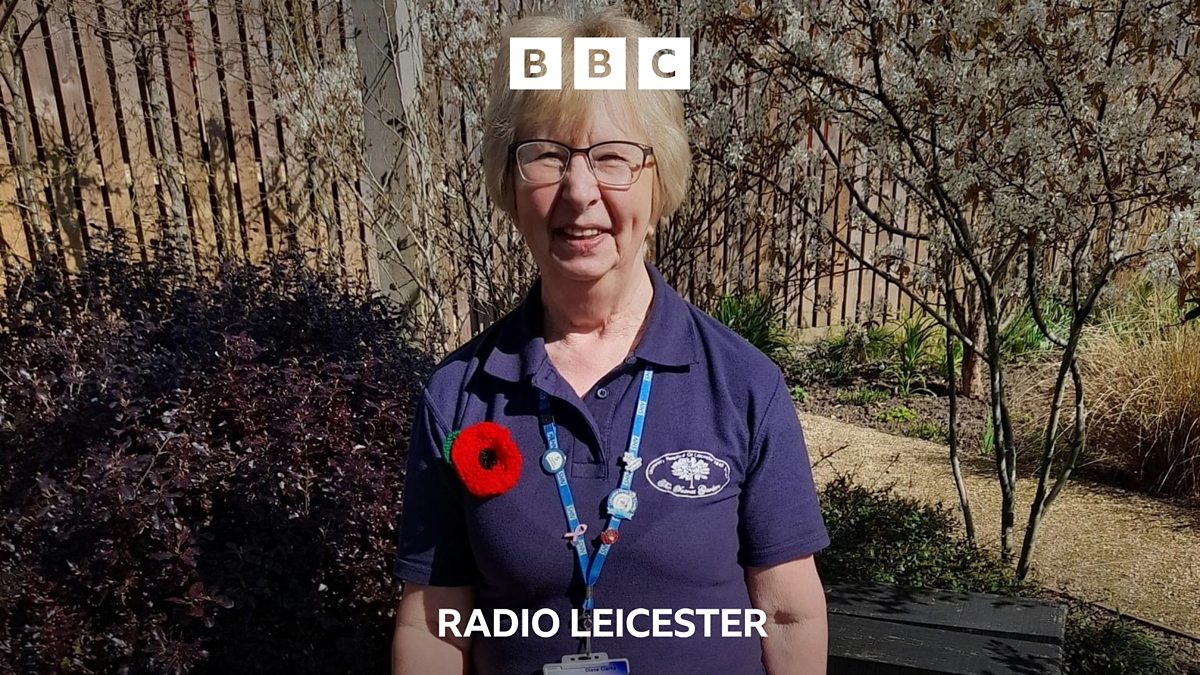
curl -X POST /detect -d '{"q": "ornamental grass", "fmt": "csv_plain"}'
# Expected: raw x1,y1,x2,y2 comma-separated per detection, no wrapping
1011,284,1200,502
1077,322,1200,501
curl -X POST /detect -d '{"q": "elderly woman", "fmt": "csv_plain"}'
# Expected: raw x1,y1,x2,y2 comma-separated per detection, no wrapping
392,10,828,675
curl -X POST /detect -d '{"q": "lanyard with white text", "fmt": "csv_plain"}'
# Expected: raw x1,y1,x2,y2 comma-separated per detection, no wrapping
538,369,653,645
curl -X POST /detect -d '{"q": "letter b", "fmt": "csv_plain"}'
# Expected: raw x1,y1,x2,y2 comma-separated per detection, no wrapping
510,37,561,90
590,50,610,77
574,37,625,89
526,49,546,78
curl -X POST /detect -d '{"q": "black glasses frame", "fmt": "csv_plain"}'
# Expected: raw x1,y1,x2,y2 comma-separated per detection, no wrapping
508,139,655,186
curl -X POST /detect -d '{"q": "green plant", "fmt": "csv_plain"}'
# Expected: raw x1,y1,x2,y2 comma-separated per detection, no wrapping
878,405,918,424
1093,279,1184,338
980,412,996,457
817,476,1025,595
788,339,852,384
713,292,792,363
904,420,949,443
1012,305,1200,501
1001,296,1074,361
928,332,965,382
887,314,938,396
789,385,809,403
1064,610,1174,674
836,387,890,406
1067,322,1199,500
863,323,895,363
789,320,895,386
826,323,873,366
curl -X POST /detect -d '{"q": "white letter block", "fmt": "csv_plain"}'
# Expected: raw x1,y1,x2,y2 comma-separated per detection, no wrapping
573,37,625,90
510,37,561,90
638,37,690,90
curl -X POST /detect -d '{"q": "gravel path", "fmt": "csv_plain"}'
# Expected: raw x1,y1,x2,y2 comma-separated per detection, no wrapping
801,409,1200,637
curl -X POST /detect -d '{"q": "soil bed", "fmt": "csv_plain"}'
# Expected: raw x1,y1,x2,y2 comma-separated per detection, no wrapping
799,378,989,453
796,369,1199,509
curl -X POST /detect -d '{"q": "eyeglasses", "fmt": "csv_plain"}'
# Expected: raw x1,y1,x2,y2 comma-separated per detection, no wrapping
509,139,654,187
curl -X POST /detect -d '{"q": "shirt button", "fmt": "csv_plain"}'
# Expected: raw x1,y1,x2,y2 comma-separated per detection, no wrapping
596,388,609,399
624,356,637,365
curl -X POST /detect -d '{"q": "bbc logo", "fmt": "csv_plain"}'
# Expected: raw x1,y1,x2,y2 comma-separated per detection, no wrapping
509,37,691,90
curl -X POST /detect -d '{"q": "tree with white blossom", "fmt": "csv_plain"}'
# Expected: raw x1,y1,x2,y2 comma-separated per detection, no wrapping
713,0,1200,577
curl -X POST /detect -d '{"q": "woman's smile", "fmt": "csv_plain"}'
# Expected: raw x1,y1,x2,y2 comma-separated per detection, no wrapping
553,225,611,253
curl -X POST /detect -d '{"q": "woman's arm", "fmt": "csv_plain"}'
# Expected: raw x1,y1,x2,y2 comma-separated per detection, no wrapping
746,555,828,675
392,583,476,675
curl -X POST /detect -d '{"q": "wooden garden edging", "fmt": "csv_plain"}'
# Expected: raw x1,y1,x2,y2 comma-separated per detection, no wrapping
827,583,1067,674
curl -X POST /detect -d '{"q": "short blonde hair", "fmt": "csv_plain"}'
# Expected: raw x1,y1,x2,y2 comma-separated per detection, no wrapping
481,9,691,225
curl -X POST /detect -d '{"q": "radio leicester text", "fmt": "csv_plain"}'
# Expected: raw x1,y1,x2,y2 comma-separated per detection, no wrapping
439,607,767,639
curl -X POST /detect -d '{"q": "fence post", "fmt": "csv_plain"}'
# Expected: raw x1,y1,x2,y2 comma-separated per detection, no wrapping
347,0,423,303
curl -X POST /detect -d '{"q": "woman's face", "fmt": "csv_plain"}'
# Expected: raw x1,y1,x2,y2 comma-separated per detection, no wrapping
510,107,656,286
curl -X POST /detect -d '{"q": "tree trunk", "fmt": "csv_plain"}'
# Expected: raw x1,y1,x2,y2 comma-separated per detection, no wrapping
945,314,975,544
995,366,1018,563
986,339,1016,562
1018,316,1089,579
959,316,983,397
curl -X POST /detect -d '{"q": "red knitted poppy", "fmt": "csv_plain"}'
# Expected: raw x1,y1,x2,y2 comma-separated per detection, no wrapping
450,422,522,498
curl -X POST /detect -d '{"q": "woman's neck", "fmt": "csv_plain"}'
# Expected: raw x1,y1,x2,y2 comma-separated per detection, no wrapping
541,262,653,347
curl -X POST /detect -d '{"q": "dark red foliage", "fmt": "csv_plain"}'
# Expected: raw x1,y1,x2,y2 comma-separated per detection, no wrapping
0,232,432,674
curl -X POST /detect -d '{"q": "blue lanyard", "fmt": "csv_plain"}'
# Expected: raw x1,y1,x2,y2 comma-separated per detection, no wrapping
537,368,653,613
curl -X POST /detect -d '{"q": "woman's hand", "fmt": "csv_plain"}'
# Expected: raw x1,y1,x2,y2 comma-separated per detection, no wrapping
746,555,828,675
392,583,476,675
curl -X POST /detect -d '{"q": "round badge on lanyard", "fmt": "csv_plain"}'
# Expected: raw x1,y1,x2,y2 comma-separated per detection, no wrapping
542,449,567,474
606,488,638,519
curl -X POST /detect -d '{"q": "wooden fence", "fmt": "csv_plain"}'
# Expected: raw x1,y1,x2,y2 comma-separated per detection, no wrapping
2,0,1184,348
0,0,951,342
0,0,376,292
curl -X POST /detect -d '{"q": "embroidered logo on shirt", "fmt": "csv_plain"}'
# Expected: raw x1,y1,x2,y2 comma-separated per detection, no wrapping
645,450,731,499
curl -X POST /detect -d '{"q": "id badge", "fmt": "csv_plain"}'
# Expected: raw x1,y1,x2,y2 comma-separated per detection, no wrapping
542,653,630,674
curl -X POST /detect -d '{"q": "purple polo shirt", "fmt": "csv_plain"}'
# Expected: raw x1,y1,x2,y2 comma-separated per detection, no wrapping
395,263,829,674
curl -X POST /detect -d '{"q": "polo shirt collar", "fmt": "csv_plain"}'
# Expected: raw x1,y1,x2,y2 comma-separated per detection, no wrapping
481,262,700,383
633,263,701,368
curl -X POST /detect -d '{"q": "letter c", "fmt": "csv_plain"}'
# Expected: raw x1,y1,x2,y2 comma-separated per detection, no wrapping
652,49,676,78
626,608,650,638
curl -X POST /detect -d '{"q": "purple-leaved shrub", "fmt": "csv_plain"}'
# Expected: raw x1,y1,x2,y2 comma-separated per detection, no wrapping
0,232,430,674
